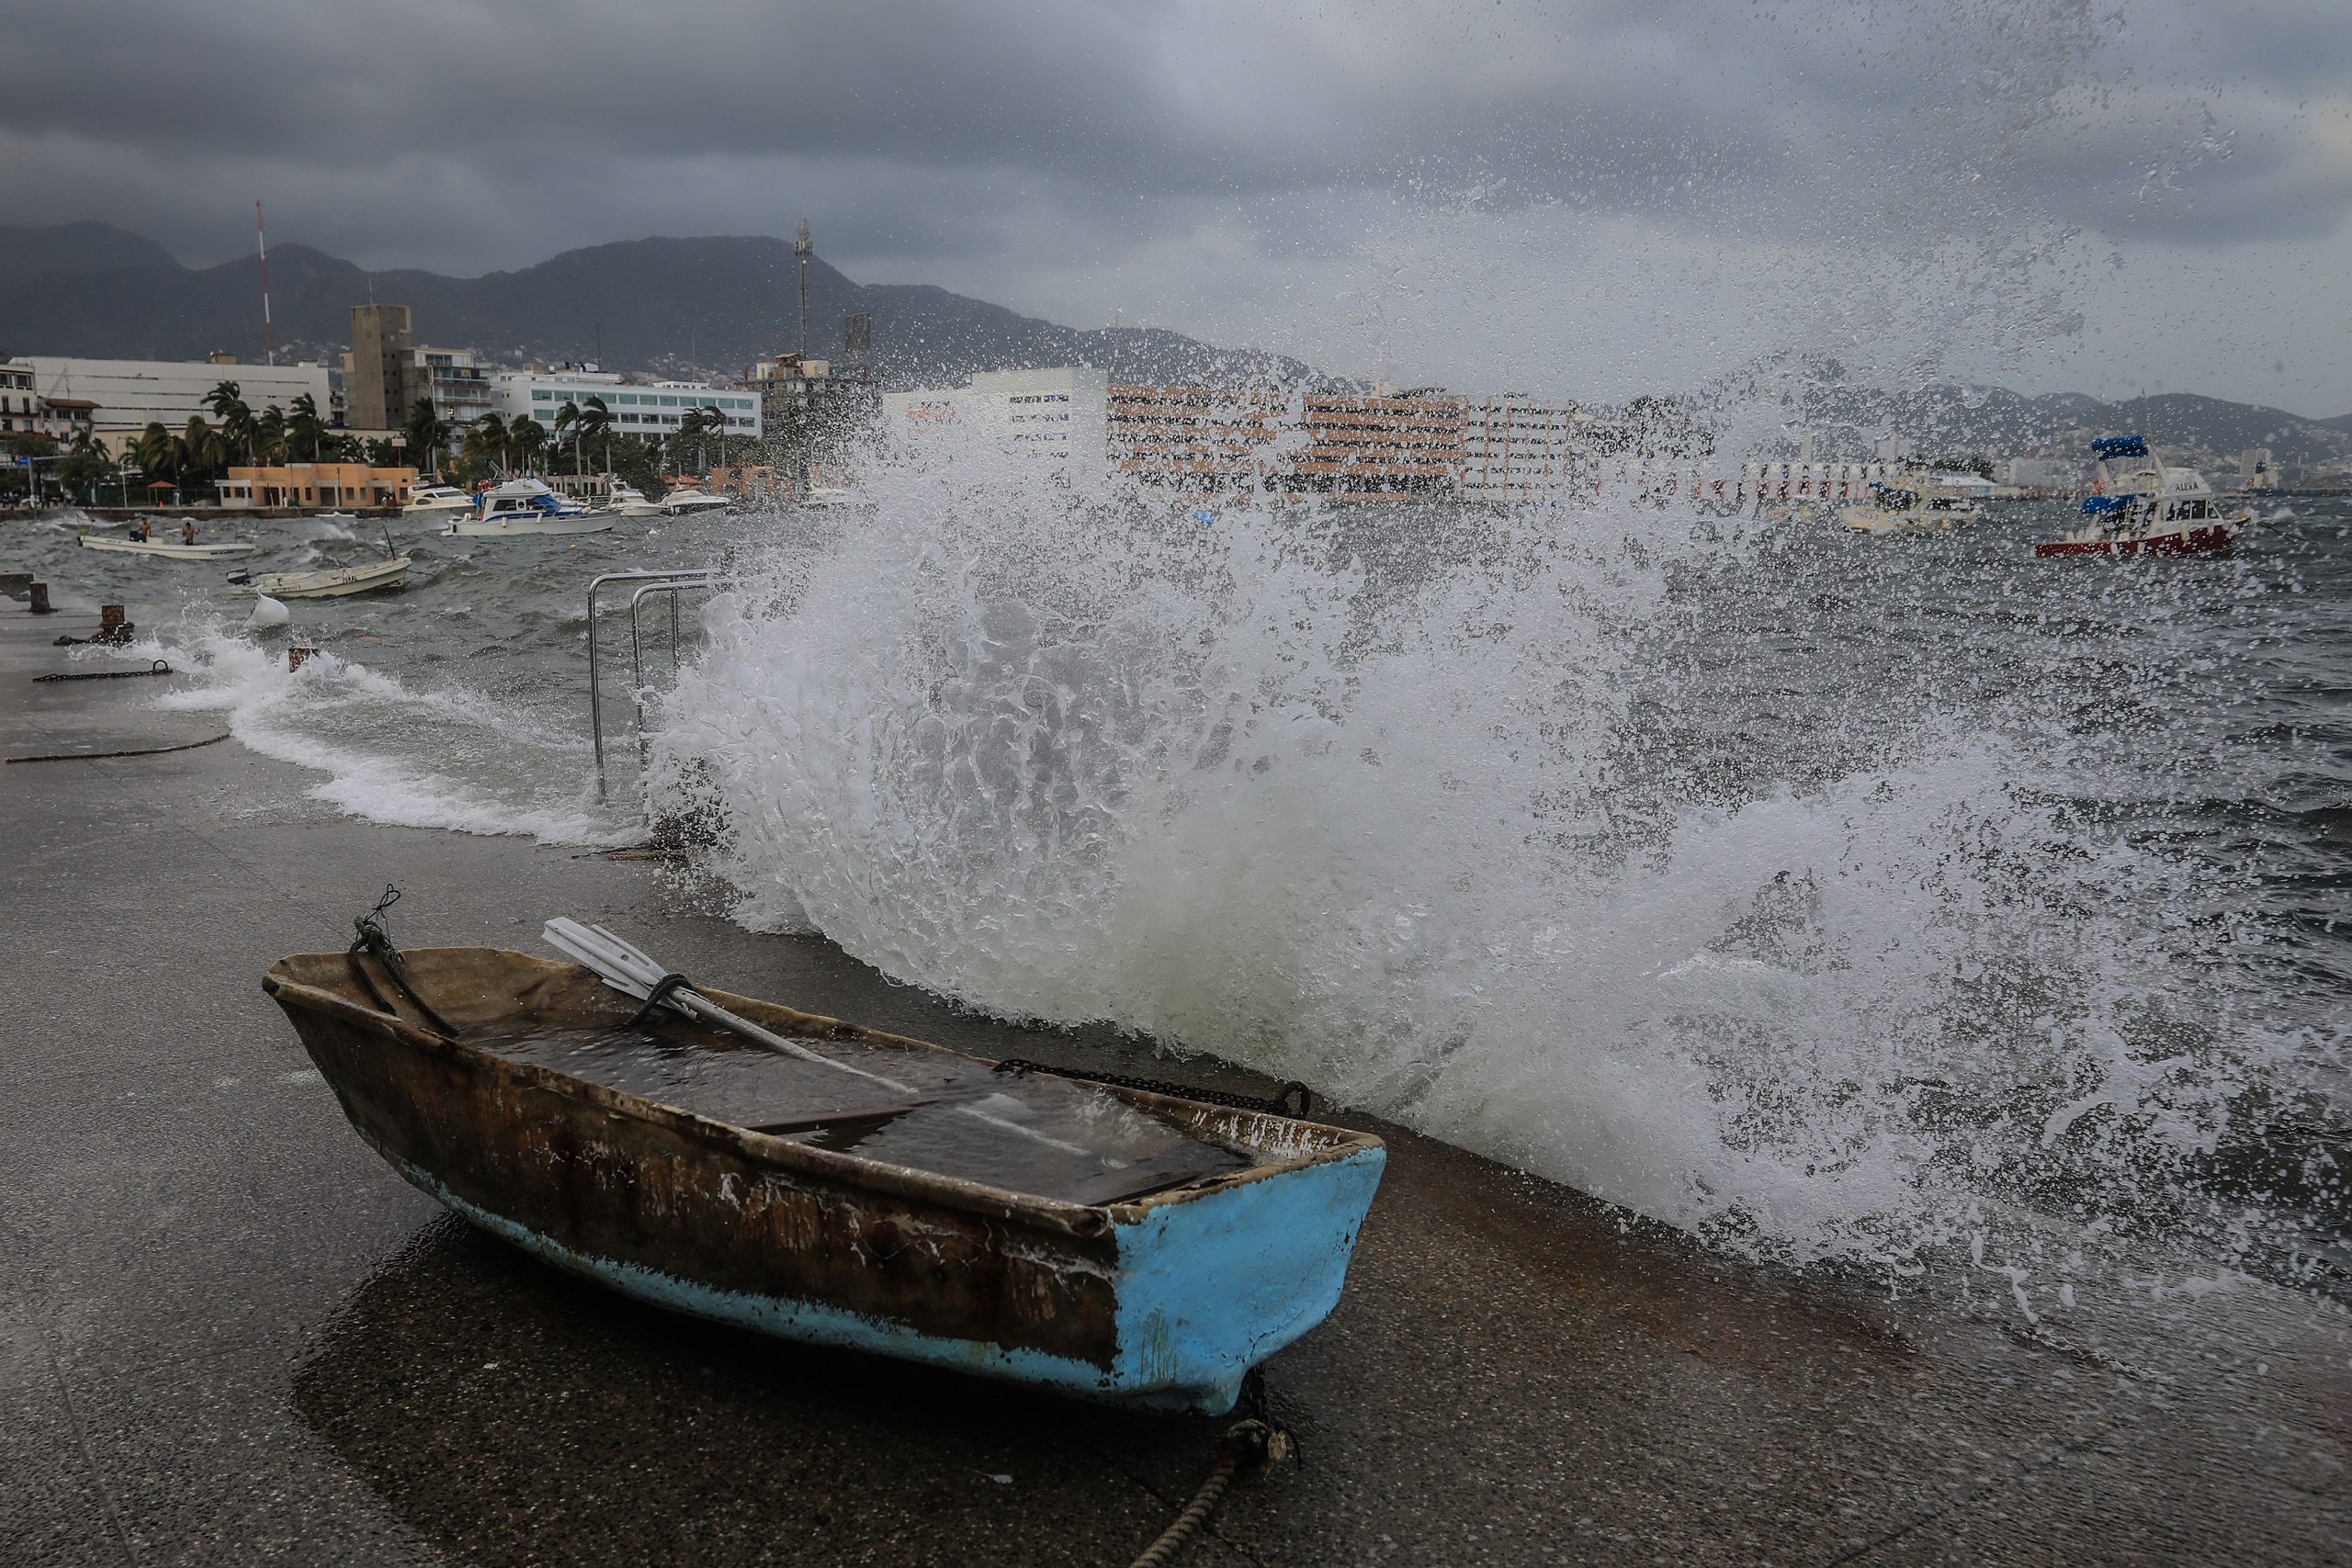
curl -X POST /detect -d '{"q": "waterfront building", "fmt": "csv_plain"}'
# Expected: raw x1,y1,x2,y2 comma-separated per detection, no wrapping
742,346,878,442
346,304,415,431
493,369,760,443
216,461,417,509
882,367,1113,472
6,355,331,449
0,359,98,443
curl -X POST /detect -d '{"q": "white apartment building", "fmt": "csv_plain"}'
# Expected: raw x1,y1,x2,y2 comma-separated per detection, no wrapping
879,367,1110,468
7,355,332,446
494,369,761,442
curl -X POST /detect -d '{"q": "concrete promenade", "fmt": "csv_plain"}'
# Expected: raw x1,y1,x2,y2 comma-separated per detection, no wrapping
1,604,2345,1566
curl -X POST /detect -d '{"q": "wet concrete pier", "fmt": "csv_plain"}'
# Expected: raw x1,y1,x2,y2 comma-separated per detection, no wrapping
2,608,2346,1565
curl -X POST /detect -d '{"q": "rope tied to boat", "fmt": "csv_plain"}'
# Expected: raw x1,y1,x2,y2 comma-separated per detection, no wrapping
993,1059,1313,1119
625,971,695,1029
1126,1369,1296,1568
347,886,457,1037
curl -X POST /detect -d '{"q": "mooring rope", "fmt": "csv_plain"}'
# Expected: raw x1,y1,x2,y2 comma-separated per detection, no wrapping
346,886,458,1037
5,730,228,764
994,1059,1313,1119
31,659,173,683
1126,1371,1295,1568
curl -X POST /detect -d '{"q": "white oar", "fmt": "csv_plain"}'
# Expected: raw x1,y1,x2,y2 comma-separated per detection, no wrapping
542,917,1098,1159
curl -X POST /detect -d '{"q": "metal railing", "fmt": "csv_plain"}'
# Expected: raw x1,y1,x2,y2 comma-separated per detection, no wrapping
587,569,722,799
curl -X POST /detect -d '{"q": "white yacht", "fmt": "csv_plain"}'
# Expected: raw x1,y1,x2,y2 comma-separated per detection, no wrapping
662,487,734,516
443,478,614,537
402,483,475,518
1838,471,1985,535
606,479,665,518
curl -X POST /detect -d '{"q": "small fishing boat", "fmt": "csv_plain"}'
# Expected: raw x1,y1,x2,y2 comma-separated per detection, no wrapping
243,554,411,599
2034,435,2248,558
444,478,614,536
263,931,1384,1413
79,532,256,560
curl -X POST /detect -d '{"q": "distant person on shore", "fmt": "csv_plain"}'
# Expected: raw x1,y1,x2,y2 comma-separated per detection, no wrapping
181,520,198,546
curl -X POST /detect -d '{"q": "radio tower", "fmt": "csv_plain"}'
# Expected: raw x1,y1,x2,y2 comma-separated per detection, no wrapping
794,218,811,358
255,200,275,366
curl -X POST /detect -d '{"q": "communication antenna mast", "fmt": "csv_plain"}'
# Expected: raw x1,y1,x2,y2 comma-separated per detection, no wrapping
255,200,275,366
794,218,811,358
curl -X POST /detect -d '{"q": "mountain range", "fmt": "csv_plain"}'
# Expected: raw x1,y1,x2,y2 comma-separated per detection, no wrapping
2,223,2346,469
0,221,1316,390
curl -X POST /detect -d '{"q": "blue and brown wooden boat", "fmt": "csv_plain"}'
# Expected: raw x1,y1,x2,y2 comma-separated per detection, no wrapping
261,945,1385,1413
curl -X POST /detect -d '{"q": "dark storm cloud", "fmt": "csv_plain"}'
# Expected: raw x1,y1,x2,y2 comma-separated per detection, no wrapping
2,1,2344,405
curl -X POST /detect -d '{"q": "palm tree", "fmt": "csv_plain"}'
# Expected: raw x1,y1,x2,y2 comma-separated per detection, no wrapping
509,414,548,474
204,381,256,463
179,415,229,486
286,393,326,463
404,397,450,476
554,400,582,478
134,422,177,483
470,412,510,474
576,396,615,474
254,403,288,464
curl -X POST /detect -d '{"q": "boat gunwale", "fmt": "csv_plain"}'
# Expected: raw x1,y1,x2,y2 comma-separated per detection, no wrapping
262,947,1379,1242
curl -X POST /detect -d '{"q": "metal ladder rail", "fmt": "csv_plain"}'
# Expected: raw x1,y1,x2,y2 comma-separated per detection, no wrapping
627,579,726,773
587,570,719,798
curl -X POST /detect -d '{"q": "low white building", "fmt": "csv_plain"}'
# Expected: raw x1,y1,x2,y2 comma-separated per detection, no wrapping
7,355,332,446
494,369,761,443
879,367,1110,468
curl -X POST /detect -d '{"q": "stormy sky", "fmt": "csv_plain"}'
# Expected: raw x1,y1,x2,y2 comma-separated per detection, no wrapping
6,0,2346,412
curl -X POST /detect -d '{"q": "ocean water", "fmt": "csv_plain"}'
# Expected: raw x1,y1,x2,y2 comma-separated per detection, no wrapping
17,474,2347,1303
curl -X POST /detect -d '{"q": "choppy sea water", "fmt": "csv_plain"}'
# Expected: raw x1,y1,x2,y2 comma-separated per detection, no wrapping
17,475,2347,1307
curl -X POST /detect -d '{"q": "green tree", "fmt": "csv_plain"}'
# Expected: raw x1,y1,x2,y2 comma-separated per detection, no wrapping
57,430,115,504
576,396,615,473
204,380,256,462
134,422,179,488
254,403,288,464
403,397,450,475
553,400,581,477
178,415,229,486
508,413,546,474
285,392,326,463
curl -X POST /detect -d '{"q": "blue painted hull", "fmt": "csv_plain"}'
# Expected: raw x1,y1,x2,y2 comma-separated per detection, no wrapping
265,948,1386,1414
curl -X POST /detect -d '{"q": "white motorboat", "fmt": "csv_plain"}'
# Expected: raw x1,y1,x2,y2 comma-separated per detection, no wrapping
79,532,257,560
1838,472,1984,535
605,480,665,518
402,483,474,517
802,485,862,510
2033,435,2249,558
243,555,412,599
662,486,734,516
442,478,614,537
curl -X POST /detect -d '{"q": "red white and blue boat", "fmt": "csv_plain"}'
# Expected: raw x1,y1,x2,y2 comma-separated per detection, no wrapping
2035,435,2248,558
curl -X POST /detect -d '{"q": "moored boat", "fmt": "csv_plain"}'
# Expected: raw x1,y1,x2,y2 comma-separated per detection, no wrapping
262,943,1385,1413
1838,472,1984,535
401,483,475,517
661,486,733,516
2033,435,2248,558
79,531,256,560
605,479,665,517
444,478,614,536
243,554,411,599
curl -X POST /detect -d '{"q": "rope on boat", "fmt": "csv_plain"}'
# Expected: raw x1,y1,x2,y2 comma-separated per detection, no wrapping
32,659,173,682
994,1059,1314,1119
5,730,228,764
346,886,458,1037
1126,1371,1295,1568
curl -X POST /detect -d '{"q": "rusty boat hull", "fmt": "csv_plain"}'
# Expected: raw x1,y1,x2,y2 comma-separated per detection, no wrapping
263,949,1385,1414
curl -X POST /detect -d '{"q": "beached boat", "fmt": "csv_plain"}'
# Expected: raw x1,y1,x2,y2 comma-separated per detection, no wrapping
444,479,614,536
78,533,256,560
2034,435,2248,558
245,555,411,599
262,944,1385,1413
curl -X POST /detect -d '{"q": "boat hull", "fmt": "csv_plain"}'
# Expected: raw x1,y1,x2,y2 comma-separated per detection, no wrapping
262,949,1384,1412
255,557,410,598
2034,520,2241,558
442,514,614,536
79,536,256,559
